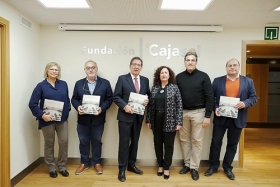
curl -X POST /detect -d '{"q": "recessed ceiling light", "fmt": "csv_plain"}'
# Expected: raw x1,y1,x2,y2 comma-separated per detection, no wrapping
160,0,213,10
274,6,280,11
37,0,91,8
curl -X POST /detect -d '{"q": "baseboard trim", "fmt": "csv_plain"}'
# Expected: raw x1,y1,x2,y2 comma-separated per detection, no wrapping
11,157,43,187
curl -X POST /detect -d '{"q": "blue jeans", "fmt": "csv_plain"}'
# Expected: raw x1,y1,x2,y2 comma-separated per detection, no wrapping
77,123,104,166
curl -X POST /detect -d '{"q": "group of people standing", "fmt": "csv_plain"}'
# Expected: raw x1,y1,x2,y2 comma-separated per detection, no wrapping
28,51,257,182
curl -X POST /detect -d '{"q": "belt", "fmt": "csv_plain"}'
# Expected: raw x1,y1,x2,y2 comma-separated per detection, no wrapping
156,110,165,113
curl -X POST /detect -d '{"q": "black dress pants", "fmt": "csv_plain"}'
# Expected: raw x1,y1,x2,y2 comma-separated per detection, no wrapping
153,111,176,170
118,118,142,171
208,118,242,171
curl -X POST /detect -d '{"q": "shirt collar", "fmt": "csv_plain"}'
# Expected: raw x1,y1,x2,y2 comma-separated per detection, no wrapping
86,76,97,84
227,74,239,81
185,68,197,75
130,73,140,80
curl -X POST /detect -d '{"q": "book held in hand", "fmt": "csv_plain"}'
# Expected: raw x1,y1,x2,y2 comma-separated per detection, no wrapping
128,92,148,115
218,96,240,118
43,99,64,121
82,95,100,115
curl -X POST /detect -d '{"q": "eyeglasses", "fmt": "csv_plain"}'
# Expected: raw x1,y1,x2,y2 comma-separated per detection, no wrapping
85,66,96,70
49,68,60,72
131,63,142,67
83,82,90,92
83,81,96,93
185,59,196,62
227,64,239,68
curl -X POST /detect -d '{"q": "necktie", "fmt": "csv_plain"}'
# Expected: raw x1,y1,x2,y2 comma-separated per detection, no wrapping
134,77,140,93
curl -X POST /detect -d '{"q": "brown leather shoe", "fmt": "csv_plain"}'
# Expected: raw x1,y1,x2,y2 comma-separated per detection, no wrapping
75,164,89,175
94,163,103,175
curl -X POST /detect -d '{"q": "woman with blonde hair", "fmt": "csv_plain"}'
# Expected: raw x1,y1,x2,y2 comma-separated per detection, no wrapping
29,62,71,178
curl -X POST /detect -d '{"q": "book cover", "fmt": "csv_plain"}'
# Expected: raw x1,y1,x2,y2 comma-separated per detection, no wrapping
82,95,100,115
43,99,64,121
218,96,240,118
128,92,148,115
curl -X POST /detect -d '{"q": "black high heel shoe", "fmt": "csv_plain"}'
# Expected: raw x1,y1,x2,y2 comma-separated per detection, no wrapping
157,171,164,176
164,174,170,180
157,167,163,176
164,170,170,180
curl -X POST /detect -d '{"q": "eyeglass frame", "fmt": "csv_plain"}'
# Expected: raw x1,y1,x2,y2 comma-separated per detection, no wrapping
83,80,97,93
48,68,60,72
130,63,142,67
85,66,97,71
184,59,197,63
227,64,240,68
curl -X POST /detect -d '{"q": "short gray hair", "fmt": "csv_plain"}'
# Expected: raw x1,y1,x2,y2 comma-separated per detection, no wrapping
84,60,97,68
184,51,198,61
226,58,240,67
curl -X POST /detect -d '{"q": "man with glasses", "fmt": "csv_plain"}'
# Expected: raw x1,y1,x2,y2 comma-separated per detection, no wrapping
204,58,257,180
113,56,150,182
176,51,214,181
71,60,113,175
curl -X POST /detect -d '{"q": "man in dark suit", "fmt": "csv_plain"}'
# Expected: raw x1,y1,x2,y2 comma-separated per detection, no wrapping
113,56,150,182
204,58,257,180
71,60,113,175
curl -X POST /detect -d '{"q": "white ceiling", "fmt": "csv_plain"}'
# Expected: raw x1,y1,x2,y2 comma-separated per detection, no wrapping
3,0,280,27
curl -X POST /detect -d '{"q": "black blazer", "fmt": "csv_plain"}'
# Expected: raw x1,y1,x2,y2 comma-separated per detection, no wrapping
71,76,113,126
113,73,150,123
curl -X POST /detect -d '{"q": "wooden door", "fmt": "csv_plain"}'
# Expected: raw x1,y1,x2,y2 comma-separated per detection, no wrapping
246,64,268,122
0,16,10,187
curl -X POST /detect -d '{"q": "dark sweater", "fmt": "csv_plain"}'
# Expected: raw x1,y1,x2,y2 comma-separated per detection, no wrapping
176,69,214,118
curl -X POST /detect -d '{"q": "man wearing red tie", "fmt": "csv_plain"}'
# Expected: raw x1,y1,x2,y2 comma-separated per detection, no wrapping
113,57,150,182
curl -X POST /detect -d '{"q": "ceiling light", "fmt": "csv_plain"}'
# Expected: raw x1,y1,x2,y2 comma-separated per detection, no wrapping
160,0,213,10
246,50,251,52
274,6,280,11
37,0,91,8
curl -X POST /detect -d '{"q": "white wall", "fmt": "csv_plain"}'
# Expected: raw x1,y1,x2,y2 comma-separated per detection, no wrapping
0,1,41,178
40,26,263,161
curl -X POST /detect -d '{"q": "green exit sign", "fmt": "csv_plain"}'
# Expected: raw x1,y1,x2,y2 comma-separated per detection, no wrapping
264,27,279,40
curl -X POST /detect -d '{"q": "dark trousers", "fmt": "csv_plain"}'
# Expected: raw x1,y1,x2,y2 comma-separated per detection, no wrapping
154,111,176,170
118,118,142,171
77,123,104,166
208,118,242,171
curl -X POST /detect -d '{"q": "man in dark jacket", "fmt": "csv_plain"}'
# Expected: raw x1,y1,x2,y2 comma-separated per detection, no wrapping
71,60,113,175
113,57,150,182
204,58,257,180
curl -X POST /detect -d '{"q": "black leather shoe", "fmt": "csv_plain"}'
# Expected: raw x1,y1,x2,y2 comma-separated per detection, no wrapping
179,166,190,174
59,170,69,177
49,171,57,178
164,174,170,180
204,168,217,176
157,172,163,176
127,166,143,175
118,170,126,182
191,169,199,181
224,170,235,180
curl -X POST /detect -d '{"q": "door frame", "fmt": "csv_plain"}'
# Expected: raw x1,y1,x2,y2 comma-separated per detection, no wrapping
0,16,10,187
239,40,280,167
